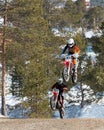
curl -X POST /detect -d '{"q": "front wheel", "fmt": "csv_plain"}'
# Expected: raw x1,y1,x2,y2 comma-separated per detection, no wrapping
50,96,56,110
62,67,70,82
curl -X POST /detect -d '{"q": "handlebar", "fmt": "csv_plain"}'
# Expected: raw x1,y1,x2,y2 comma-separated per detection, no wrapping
60,54,74,60
57,53,79,60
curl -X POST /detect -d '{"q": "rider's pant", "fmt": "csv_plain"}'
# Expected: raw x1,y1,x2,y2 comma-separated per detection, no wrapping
72,58,78,73
72,58,77,65
58,93,64,106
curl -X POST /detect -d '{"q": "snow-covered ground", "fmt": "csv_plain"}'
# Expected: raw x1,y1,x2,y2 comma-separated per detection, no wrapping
54,104,104,119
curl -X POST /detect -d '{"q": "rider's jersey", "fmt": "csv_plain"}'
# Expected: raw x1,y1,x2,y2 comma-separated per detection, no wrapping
62,44,80,55
51,82,68,93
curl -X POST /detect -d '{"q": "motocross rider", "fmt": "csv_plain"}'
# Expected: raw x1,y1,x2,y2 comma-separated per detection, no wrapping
50,78,68,107
62,38,80,73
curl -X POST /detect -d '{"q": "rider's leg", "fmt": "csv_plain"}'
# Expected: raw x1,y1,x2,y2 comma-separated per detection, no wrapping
58,93,64,107
72,58,78,73
61,95,64,107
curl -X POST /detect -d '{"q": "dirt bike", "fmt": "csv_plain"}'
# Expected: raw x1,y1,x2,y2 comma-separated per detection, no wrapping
49,88,65,119
61,54,78,83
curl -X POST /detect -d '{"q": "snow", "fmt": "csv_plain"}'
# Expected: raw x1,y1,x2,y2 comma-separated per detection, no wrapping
0,17,3,26
85,30,95,38
85,30,102,38
54,95,104,119
72,0,77,2
50,83,104,119
5,94,22,106
52,26,102,38
1,80,104,119
79,104,104,118
1,79,104,119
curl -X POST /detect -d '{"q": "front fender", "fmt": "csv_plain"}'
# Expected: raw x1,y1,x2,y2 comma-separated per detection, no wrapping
63,60,70,68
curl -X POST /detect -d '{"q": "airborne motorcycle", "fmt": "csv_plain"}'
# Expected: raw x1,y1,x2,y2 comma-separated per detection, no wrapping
61,54,78,83
49,89,65,119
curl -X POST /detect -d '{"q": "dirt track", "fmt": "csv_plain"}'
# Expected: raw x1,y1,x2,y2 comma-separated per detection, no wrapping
0,118,104,130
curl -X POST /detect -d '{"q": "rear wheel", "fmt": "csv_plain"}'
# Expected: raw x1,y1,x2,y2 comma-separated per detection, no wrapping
59,107,65,119
57,97,65,119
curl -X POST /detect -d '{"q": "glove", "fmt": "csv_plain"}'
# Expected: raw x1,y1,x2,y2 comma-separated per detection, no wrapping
56,54,64,59
60,54,66,59
73,53,79,58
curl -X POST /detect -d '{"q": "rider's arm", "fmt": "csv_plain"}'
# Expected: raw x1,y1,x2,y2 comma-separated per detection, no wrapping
72,46,80,58
64,86,68,91
63,83,68,91
74,46,80,54
62,44,68,54
51,82,58,89
64,87,68,91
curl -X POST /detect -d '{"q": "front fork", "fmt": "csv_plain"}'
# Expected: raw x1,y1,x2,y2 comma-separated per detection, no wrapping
70,63,75,75
67,63,72,75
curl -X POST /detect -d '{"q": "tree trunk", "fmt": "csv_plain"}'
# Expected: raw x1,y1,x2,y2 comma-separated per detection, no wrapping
1,0,7,116
80,82,84,108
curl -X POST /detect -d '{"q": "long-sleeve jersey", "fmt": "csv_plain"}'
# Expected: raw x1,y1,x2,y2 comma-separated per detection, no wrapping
62,44,80,55
51,82,68,93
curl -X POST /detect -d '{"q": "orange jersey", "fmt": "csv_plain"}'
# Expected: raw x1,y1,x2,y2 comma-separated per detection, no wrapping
70,45,80,54
62,44,80,55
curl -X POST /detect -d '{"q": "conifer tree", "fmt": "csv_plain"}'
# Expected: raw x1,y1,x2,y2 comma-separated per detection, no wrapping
5,0,60,117
79,22,104,93
89,22,104,92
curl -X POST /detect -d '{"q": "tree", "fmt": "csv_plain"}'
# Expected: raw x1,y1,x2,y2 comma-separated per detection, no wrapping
5,0,60,117
64,0,86,27
0,0,8,116
90,22,104,92
84,6,104,29
44,0,86,31
79,22,104,92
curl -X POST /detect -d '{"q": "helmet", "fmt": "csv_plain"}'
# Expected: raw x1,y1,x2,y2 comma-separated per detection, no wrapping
58,77,63,84
67,38,75,47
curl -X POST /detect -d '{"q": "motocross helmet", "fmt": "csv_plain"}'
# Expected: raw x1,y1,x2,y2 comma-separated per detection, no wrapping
58,77,63,84
67,38,75,47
